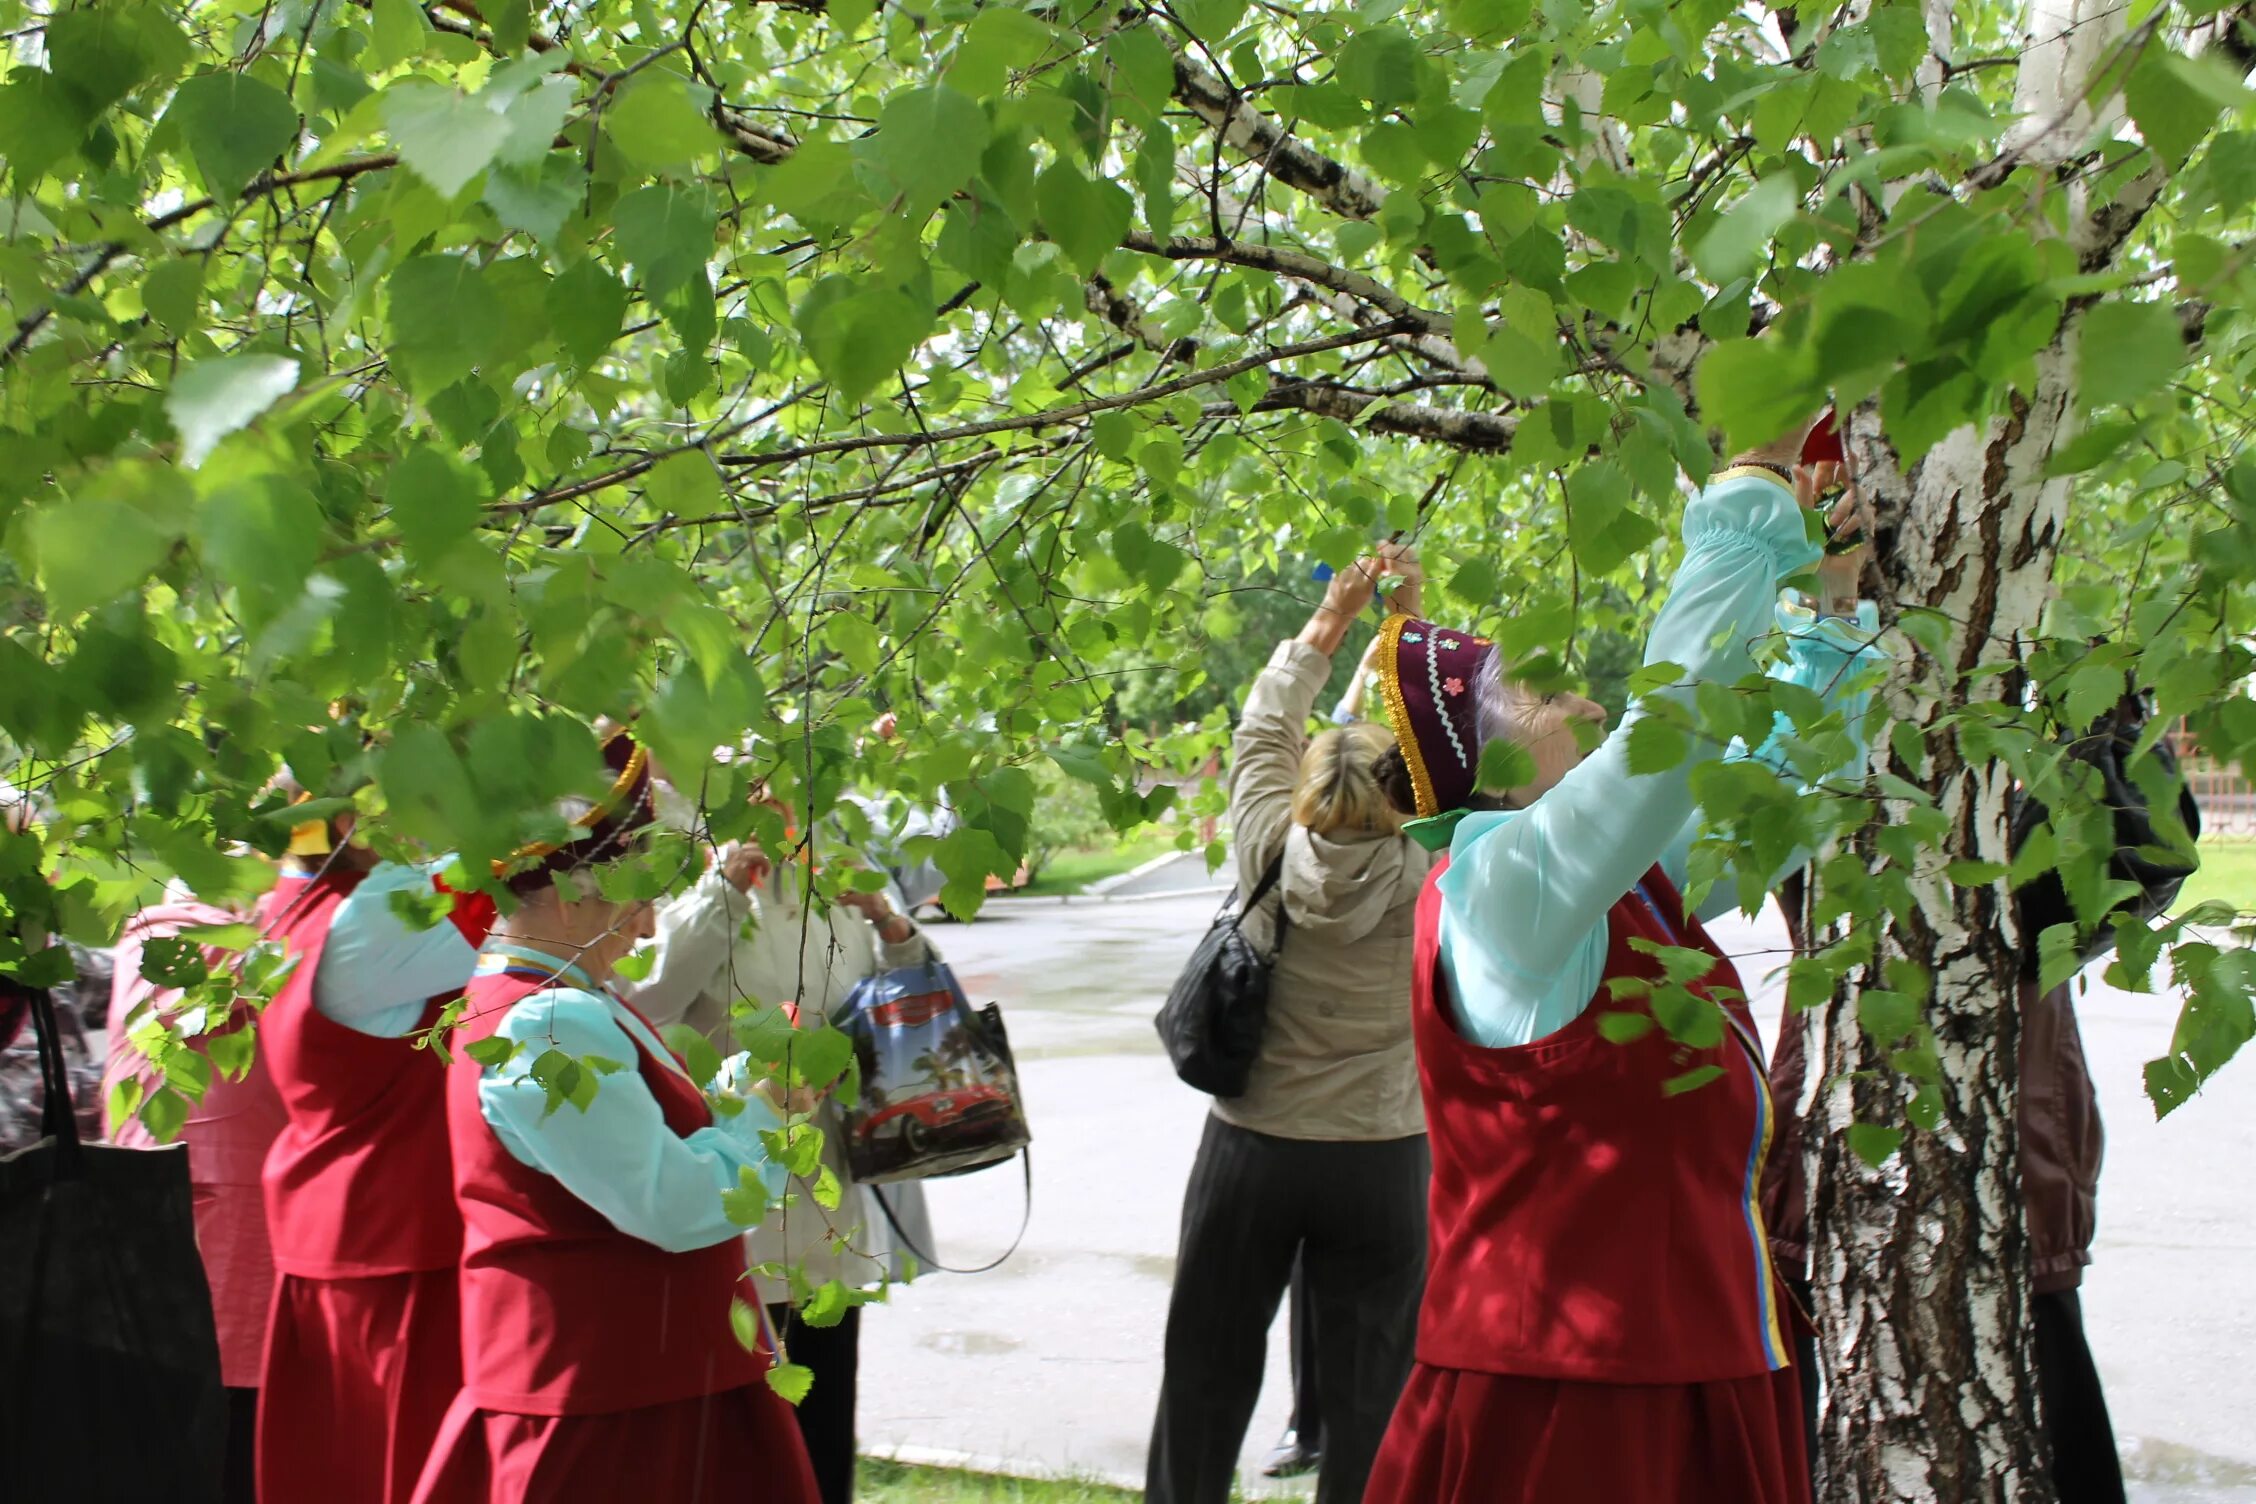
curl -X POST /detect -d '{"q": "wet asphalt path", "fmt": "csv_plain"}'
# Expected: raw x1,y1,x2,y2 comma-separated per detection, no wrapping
859,887,2256,1500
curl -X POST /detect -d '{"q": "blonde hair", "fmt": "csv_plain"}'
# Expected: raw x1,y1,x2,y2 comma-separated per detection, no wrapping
1292,723,1406,837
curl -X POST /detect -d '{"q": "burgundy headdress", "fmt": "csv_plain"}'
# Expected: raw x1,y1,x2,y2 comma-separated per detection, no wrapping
493,730,657,883
1373,614,1496,819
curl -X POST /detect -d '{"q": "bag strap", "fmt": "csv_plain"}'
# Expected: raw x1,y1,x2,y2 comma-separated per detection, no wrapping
1242,849,1287,911
867,1149,1031,1276
28,984,83,1169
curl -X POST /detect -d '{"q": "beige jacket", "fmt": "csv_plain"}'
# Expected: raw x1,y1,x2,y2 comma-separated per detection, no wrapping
1213,639,1432,1142
626,867,936,1302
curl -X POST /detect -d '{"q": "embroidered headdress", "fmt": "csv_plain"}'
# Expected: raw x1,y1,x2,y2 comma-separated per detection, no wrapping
494,730,657,883
1373,614,1496,819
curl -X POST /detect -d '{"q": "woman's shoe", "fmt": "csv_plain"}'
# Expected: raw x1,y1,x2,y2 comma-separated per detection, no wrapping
1261,1429,1322,1479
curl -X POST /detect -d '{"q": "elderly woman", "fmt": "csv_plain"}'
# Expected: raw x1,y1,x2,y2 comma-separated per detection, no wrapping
1361,433,1881,1504
625,793,936,1504
410,732,818,1504
1146,547,1434,1504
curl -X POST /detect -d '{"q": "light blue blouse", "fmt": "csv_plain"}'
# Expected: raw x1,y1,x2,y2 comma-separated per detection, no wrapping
475,953,786,1253
1439,471,1887,1047
313,860,482,1038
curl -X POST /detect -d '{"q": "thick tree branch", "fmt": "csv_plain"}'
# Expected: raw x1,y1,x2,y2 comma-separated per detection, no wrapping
1168,53,1387,222
1209,382,1519,452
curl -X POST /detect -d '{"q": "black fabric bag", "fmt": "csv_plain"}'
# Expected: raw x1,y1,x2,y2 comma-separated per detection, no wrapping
2011,695,2203,973
1155,851,1288,1098
0,984,225,1503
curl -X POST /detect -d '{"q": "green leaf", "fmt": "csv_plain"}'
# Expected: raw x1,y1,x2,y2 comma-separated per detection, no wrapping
141,259,204,336
646,451,724,514
484,158,582,246
1595,1009,1654,1043
161,72,298,199
1662,1063,1725,1096
606,74,720,172
2078,300,2183,411
1694,337,1821,453
0,70,97,182
1624,714,1690,777
766,1359,815,1403
1693,175,1799,283
387,254,502,395
873,85,991,213
383,81,513,199
547,259,629,368
611,185,715,296
165,354,300,468
794,277,932,407
140,1085,189,1142
1474,735,1536,793
205,1025,256,1081
790,1025,856,1090
46,5,190,114
1846,1121,1904,1167
1337,26,1423,108
2125,50,2223,165
464,1035,516,1069
368,0,433,70
1945,859,2008,888
385,444,483,564
27,498,174,617
137,936,209,989
1036,161,1134,275
662,1024,725,1090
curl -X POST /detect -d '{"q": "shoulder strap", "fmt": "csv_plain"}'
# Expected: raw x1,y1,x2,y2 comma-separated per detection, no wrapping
1242,848,1287,911
867,1149,1031,1276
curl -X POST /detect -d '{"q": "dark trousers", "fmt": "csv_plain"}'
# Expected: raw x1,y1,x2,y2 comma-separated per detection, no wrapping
1791,1283,2124,1504
767,1302,862,1504
1146,1116,1428,1504
1286,1254,1321,1446
223,1386,257,1504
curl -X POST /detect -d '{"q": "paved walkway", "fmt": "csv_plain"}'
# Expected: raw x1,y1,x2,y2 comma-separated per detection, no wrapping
859,890,2256,1501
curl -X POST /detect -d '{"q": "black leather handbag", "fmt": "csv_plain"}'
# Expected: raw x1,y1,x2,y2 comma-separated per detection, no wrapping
2011,694,2203,971
1155,851,1288,1098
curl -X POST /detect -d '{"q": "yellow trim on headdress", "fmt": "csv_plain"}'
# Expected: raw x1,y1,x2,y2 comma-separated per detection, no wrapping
1712,464,1796,494
493,737,651,873
285,790,332,856
1373,613,1439,819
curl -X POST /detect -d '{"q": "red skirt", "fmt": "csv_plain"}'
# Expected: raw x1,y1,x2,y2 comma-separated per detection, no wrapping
1366,1361,1810,1504
410,1383,820,1504
257,1268,462,1504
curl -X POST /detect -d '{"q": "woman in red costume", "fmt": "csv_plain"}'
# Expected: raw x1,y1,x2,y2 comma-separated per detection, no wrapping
256,792,497,1504
411,731,818,1504
1361,429,1882,1504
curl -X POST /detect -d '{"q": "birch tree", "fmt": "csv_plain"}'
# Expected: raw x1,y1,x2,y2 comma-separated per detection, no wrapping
1,0,2251,1490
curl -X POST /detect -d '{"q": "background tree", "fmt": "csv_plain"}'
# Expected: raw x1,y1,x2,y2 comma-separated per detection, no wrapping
2,0,2253,1494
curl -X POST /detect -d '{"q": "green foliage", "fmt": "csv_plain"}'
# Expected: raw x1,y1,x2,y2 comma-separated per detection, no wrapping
1,0,2253,1353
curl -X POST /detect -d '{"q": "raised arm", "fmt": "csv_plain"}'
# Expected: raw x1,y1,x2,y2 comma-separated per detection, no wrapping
1230,550,1398,888
1442,462,1825,995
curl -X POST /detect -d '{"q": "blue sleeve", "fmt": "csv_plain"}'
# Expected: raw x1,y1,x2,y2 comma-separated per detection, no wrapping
478,989,786,1254
1666,597,1890,922
313,860,481,1037
1439,471,1821,1047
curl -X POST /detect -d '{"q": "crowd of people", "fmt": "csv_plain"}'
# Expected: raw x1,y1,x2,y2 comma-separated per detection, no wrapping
1144,418,2188,1504
3,411,2195,1504
3,730,959,1504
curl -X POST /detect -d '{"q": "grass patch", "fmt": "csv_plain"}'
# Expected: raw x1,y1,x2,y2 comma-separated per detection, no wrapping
1015,830,1182,897
2178,836,2256,917
856,1459,1143,1503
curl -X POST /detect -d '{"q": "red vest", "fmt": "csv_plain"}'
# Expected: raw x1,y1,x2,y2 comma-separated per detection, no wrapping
1411,858,1790,1384
449,970,770,1416
260,871,464,1278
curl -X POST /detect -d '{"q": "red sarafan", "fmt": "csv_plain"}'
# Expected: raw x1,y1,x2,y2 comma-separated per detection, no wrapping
1801,411,1843,465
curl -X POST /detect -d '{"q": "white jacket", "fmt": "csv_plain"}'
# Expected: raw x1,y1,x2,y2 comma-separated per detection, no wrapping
625,866,938,1302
